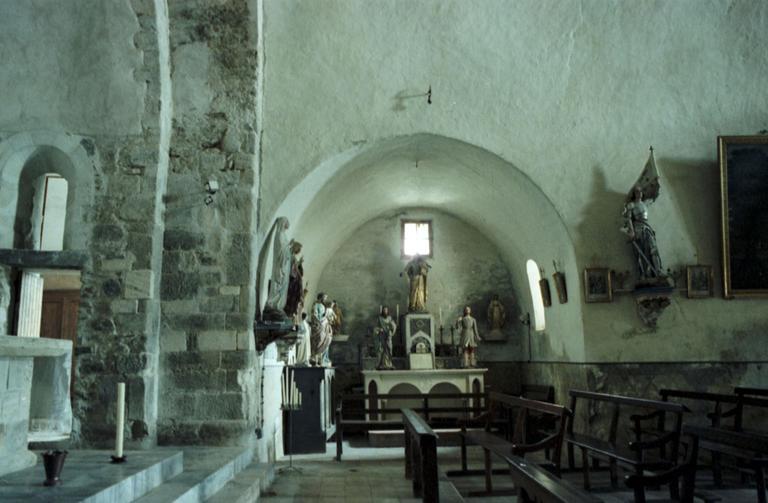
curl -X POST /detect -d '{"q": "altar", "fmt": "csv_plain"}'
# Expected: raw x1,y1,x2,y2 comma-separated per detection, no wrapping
362,368,486,419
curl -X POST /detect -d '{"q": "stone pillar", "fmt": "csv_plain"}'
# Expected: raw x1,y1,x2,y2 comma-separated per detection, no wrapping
17,272,43,338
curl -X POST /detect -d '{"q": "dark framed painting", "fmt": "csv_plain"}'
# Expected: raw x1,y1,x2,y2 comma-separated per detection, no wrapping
583,268,612,303
719,135,768,297
686,265,713,298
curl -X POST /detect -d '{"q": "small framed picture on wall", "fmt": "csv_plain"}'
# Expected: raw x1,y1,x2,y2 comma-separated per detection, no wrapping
583,268,613,303
686,265,713,298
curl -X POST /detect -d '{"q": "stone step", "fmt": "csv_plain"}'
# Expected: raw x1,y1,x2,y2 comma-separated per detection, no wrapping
0,449,183,503
206,462,275,503
134,447,254,503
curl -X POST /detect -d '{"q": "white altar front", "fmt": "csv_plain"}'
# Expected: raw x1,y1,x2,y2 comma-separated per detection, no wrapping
362,368,486,419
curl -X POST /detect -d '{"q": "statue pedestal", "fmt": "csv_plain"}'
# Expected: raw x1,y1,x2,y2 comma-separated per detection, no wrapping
403,313,435,369
633,284,674,328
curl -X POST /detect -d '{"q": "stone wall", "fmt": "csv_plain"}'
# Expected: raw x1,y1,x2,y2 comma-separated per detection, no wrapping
157,0,261,446
0,0,171,448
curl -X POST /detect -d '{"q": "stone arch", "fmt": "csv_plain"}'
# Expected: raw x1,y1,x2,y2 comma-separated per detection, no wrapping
263,133,586,361
0,131,100,251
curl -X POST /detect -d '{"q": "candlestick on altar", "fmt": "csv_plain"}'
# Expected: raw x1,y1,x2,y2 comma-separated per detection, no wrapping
111,382,127,463
439,306,443,326
396,304,400,319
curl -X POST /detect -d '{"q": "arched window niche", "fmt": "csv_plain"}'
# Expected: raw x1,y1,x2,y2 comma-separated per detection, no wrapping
526,259,546,332
13,147,77,251
0,133,97,252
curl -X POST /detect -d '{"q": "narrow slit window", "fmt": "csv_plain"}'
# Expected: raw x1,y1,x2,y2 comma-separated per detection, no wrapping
526,259,546,331
401,220,432,258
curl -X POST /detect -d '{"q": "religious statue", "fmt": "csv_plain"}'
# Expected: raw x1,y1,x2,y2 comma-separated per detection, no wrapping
283,241,304,318
294,312,311,367
310,293,333,366
486,294,506,338
263,217,292,321
455,306,482,368
330,300,343,335
375,306,397,370
620,148,667,285
401,255,431,312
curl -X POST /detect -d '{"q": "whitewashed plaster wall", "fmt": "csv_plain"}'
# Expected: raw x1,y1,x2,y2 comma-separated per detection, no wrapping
0,0,145,136
315,209,523,362
260,0,768,363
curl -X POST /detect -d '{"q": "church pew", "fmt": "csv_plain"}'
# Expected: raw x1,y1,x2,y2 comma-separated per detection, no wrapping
566,390,688,500
335,391,485,461
659,388,768,486
454,392,572,497
677,425,768,503
402,407,464,503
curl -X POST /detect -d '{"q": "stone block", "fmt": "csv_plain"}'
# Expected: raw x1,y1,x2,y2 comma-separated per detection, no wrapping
161,273,200,300
157,420,200,445
225,370,242,392
236,331,253,351
166,369,226,392
164,230,204,251
159,392,196,418
161,300,198,314
160,331,187,352
225,313,249,330
198,420,249,446
219,285,241,296
93,224,124,242
194,393,244,420
125,270,155,299
116,353,148,374
101,257,135,272
112,300,139,314
163,351,221,370
198,330,238,351
176,313,226,331
220,350,254,369
114,313,147,333
201,295,236,313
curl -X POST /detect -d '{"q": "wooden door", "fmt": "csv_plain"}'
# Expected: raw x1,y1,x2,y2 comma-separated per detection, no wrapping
41,290,80,396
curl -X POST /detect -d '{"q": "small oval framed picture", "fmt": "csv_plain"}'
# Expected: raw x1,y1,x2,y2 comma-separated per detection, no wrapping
686,265,713,298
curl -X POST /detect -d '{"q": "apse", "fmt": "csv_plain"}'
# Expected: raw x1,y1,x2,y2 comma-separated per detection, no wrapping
269,133,585,361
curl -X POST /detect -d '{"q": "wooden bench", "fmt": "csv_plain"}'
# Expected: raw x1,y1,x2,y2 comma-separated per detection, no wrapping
456,392,572,496
507,454,602,503
335,391,484,461
735,386,768,399
402,407,464,503
681,425,768,503
566,390,688,500
623,423,700,503
660,388,768,486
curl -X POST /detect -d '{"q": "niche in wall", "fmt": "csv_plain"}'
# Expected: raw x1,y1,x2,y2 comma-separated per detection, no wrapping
13,148,76,251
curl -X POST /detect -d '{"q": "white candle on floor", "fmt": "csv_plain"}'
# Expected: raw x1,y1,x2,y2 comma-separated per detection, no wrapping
115,382,126,458
280,369,288,405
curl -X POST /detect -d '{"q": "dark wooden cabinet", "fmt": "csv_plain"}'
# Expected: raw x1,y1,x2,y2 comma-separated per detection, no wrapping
283,367,335,455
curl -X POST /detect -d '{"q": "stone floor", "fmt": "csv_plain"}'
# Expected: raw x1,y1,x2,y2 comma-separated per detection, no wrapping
266,440,765,502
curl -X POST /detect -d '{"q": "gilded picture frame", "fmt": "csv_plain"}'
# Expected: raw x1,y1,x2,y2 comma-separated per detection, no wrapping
583,268,612,303
719,135,768,297
686,265,713,298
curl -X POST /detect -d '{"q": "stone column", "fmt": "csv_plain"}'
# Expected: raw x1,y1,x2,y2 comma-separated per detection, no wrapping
17,272,43,338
